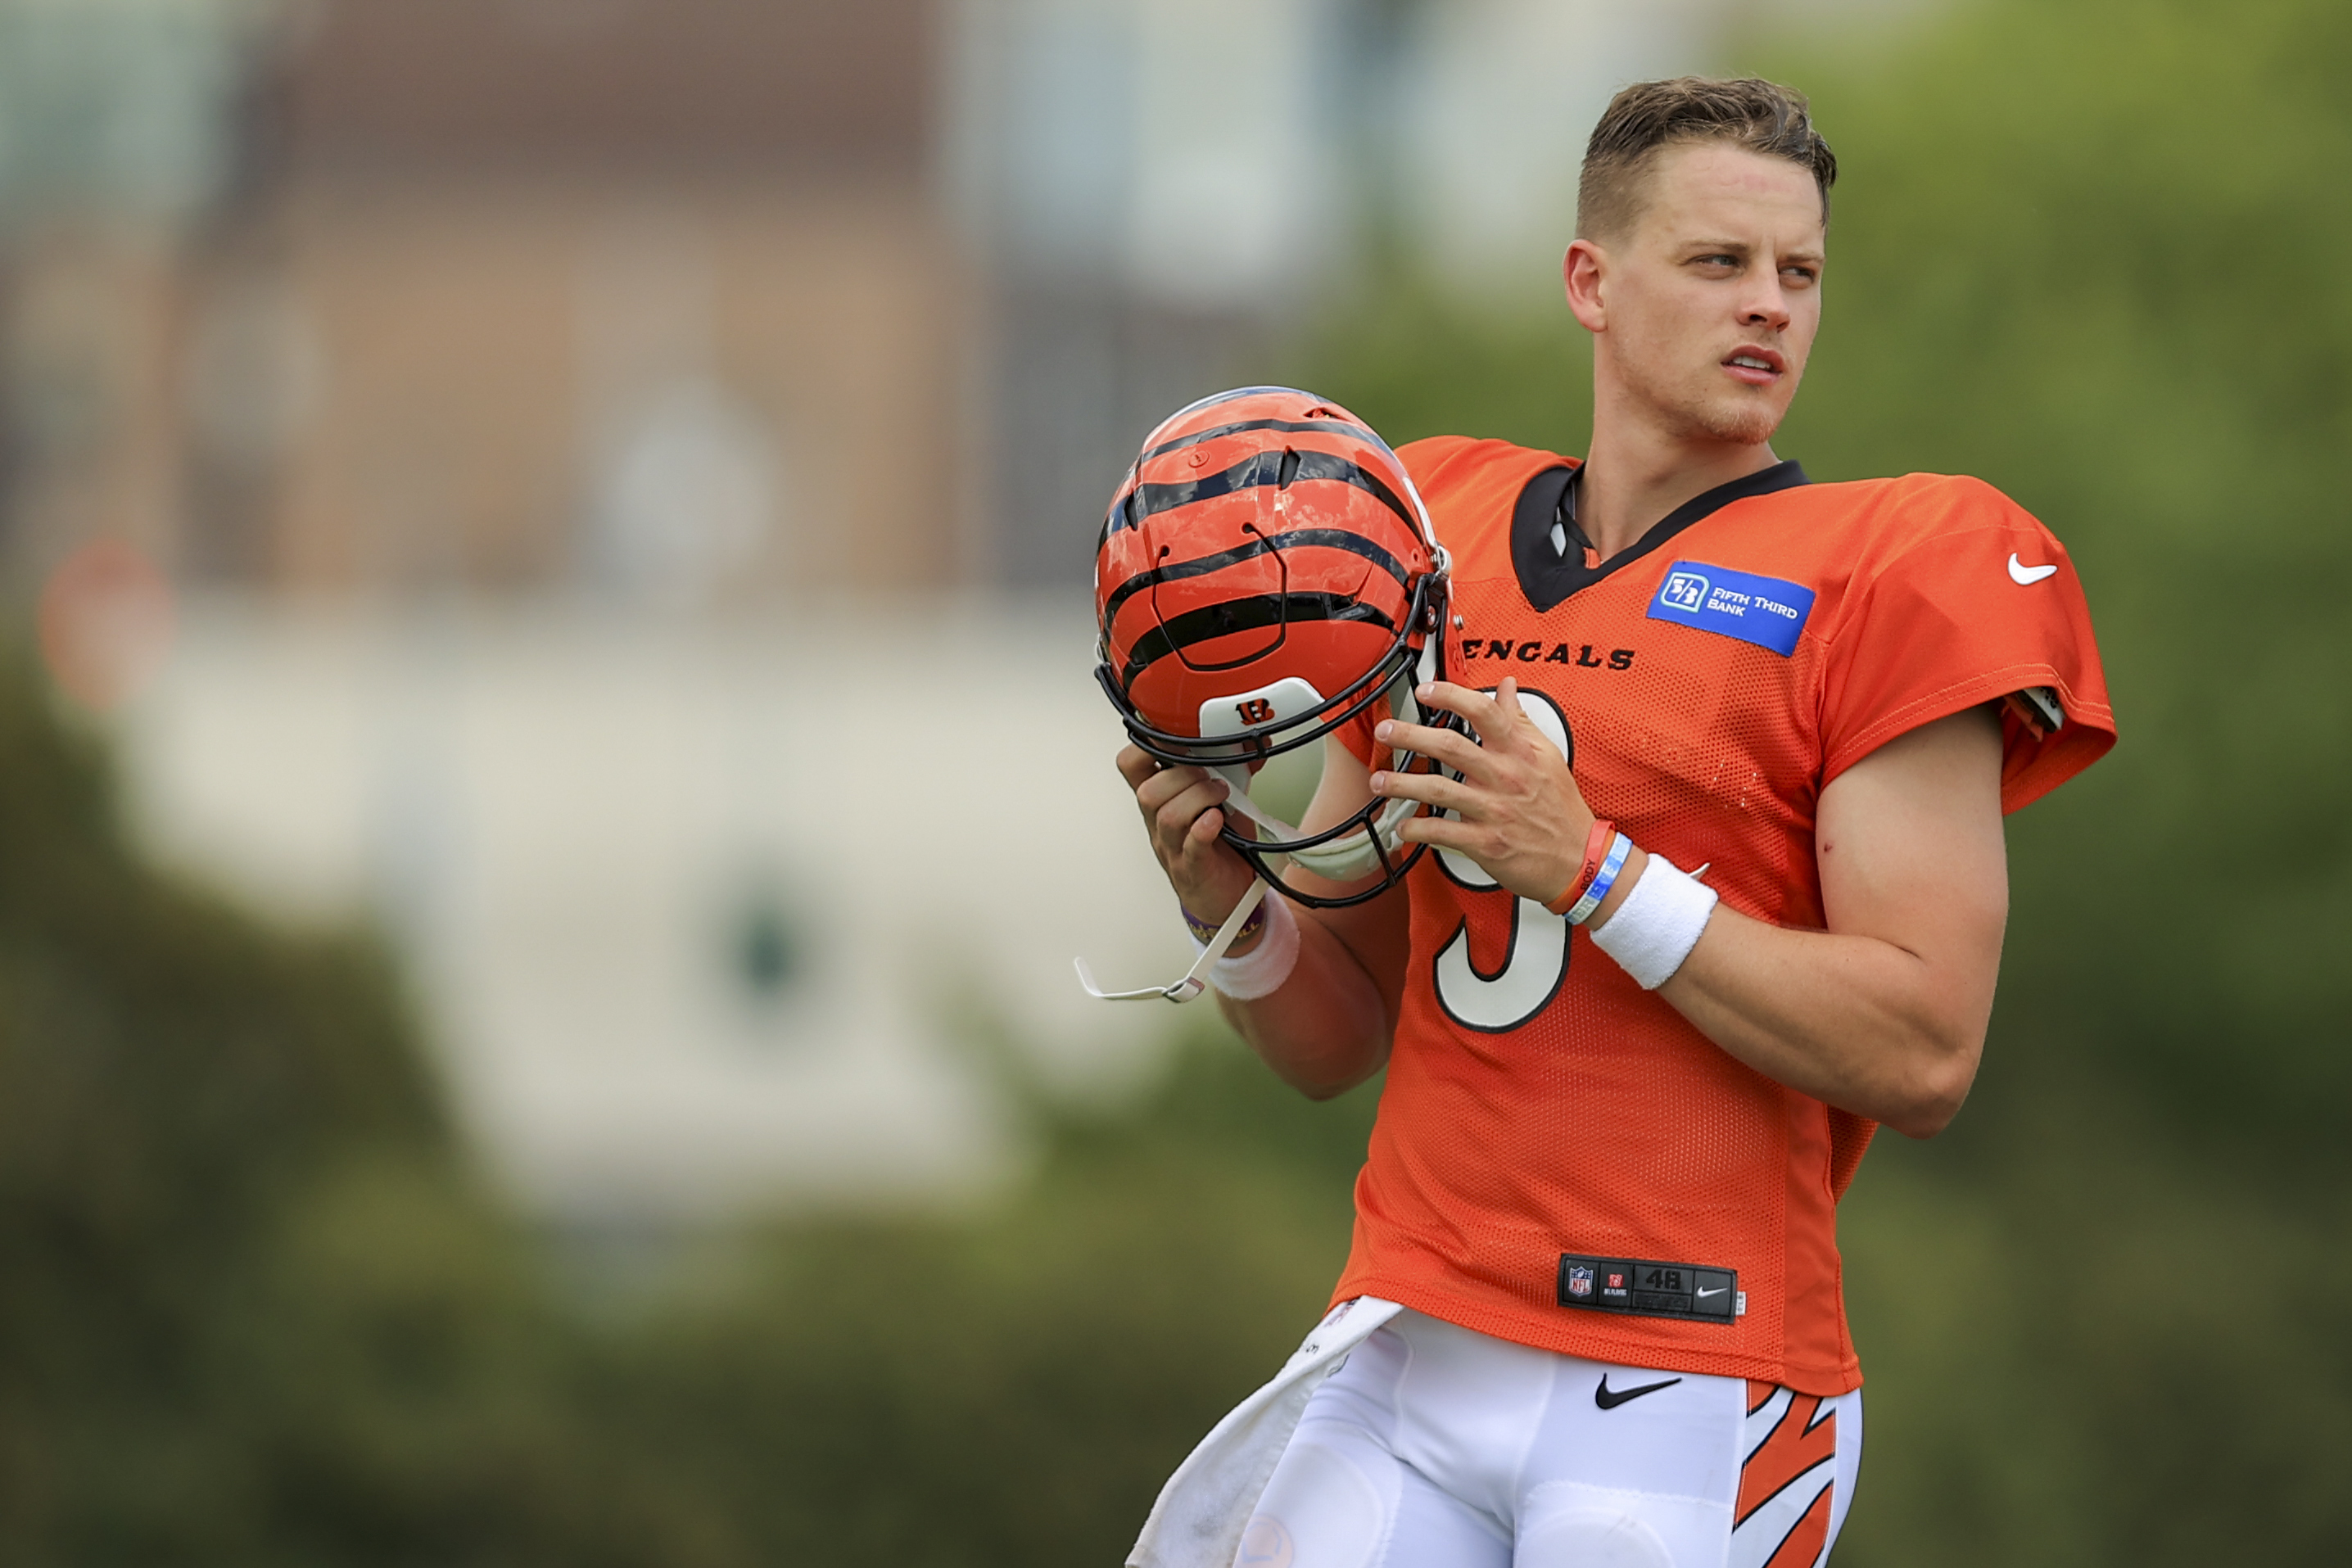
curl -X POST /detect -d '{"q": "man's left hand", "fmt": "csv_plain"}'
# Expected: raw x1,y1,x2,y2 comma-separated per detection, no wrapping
1368,676,1597,906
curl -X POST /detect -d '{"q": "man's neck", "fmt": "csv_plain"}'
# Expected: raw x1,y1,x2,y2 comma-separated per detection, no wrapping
1577,407,1781,563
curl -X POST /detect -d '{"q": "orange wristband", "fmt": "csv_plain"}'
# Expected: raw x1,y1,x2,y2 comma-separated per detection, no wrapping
1545,818,1617,916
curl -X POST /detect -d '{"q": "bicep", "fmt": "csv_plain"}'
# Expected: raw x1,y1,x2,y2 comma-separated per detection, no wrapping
1816,706,2009,984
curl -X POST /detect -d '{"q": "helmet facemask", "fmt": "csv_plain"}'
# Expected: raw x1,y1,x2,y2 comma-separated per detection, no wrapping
1101,569,1458,910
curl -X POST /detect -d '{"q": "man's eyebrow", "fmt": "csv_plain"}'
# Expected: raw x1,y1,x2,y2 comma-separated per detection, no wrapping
1680,238,1826,265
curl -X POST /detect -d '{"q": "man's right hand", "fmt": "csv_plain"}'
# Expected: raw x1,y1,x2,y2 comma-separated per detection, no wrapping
1116,744,1260,930
1116,735,1404,1097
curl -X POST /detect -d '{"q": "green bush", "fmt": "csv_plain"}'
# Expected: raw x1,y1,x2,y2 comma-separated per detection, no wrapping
0,649,699,1565
0,657,1375,1563
593,1029,1378,1567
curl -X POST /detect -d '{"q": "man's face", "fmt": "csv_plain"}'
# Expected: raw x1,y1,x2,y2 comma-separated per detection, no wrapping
1575,142,1825,447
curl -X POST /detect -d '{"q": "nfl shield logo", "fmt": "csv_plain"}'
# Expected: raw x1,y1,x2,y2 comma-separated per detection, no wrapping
1567,1265,1594,1299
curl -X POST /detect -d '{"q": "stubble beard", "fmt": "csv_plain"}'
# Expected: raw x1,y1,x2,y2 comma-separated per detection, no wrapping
1672,395,1783,448
1658,364,1788,447
1620,349,1790,451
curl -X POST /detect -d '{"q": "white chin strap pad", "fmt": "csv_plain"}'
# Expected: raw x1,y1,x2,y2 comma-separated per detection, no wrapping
1206,660,1435,886
1284,796,1414,882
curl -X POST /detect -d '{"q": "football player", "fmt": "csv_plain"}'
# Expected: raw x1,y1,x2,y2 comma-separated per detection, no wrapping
1106,77,2113,1568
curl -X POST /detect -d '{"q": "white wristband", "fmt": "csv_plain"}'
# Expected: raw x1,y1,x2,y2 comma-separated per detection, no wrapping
1588,852,1719,990
1190,886,1302,1000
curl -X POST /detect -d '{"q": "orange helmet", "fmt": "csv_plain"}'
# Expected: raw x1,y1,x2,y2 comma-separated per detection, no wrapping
1094,386,1454,906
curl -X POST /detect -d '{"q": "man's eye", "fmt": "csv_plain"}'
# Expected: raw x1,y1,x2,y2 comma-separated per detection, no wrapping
1782,266,1819,285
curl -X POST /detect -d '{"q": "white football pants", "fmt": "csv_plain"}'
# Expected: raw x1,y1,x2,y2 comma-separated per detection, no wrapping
1234,1308,1861,1568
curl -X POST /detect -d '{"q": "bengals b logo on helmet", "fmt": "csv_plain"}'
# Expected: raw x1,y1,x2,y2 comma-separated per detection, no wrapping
1092,387,1455,908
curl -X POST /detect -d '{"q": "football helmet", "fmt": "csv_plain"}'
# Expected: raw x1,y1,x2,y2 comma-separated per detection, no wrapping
1093,386,1454,910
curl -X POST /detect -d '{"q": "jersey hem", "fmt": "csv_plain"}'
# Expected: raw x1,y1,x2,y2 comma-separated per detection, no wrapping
1328,1275,1865,1399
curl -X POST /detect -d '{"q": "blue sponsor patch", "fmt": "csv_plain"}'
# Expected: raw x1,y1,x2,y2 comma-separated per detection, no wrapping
1645,561,1816,657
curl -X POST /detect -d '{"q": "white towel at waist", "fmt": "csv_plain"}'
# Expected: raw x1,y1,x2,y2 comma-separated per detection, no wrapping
1127,1296,1403,1568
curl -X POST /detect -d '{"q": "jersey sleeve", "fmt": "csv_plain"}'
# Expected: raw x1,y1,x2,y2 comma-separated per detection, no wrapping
1395,433,1488,488
1817,477,2115,813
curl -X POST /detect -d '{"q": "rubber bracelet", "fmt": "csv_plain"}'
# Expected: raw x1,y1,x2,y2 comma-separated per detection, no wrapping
1545,818,1619,917
1561,832,1631,925
1182,897,1265,947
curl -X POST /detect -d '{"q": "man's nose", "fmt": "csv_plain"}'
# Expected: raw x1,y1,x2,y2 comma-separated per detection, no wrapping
1737,278,1793,331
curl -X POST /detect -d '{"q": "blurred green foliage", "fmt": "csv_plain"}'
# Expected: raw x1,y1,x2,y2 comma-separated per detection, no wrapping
0,647,710,1566
595,1039,1377,1566
0,630,1370,1563
0,645,1375,1559
6,0,2351,1562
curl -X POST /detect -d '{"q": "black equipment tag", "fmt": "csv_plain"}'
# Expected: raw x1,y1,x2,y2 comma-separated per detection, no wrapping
1558,1254,1740,1325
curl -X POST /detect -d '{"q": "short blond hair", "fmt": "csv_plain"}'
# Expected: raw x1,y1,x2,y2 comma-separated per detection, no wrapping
1576,77,1837,241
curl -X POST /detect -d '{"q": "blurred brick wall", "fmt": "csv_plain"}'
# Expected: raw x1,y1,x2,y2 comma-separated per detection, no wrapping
156,0,966,600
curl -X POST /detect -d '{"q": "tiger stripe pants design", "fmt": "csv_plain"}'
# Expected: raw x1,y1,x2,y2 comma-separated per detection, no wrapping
1233,1308,1861,1568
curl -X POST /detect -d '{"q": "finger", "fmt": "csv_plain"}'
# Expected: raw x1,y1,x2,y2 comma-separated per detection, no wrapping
1170,806,1228,875
1136,761,1222,816
1174,807,1257,907
1368,767,1478,815
1419,678,1528,751
1115,744,1164,790
1395,812,1480,853
1376,717,1490,778
1152,776,1234,850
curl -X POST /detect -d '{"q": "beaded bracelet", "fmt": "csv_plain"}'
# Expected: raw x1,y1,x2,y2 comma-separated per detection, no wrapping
1182,897,1267,947
1545,818,1618,918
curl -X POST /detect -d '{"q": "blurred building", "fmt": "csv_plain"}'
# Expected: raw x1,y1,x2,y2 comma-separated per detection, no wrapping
180,0,963,603
946,0,1350,585
947,0,1872,586
117,597,1182,1222
0,0,1916,1225
0,0,256,585
0,0,1906,596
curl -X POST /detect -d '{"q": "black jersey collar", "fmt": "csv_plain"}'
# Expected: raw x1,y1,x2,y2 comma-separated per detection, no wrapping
1511,459,1810,613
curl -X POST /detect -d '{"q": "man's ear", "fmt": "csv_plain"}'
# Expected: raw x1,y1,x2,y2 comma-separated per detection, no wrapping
1563,238,1608,333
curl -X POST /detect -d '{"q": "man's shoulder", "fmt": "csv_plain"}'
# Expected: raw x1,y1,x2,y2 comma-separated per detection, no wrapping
1766,471,2047,549
1730,472,2064,608
1397,436,1575,501
1395,436,1574,572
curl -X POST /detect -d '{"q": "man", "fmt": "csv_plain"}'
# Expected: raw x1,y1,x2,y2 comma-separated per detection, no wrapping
1117,78,2113,1568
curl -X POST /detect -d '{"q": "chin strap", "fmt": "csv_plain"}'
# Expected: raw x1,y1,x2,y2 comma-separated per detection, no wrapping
1216,787,1418,883
1206,653,1436,885
1074,878,1269,1004
1076,638,1447,1005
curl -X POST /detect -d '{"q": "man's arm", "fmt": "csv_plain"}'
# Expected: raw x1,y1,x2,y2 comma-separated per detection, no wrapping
1653,708,2006,1137
1371,680,2006,1138
1118,740,1404,1098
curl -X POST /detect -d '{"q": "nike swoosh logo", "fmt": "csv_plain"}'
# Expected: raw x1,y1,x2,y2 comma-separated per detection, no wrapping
1695,1286,1726,1299
2008,553,2059,585
1594,1374,1683,1411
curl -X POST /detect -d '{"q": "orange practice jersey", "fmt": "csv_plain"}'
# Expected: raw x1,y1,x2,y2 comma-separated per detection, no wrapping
1331,437,2115,1395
